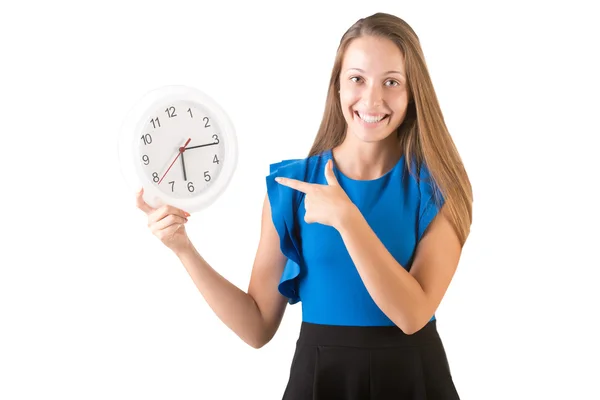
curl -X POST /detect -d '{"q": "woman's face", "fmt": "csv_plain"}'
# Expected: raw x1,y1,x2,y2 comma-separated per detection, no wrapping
339,35,410,144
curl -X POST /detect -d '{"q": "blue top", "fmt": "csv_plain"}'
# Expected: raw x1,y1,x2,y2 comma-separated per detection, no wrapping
265,149,444,326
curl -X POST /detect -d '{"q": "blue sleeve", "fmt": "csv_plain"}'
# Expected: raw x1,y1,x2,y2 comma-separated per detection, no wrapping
265,159,303,304
417,164,445,241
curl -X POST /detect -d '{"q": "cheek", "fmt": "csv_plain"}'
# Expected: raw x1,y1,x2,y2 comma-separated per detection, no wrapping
339,90,360,111
389,104,409,127
387,93,409,114
390,89,409,109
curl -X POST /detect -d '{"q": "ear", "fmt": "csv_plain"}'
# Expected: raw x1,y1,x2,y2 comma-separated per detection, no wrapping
324,159,339,186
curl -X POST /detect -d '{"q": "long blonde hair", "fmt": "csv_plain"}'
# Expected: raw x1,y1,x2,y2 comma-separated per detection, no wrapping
309,13,473,246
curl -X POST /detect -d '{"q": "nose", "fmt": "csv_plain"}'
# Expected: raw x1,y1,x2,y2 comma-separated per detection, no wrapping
362,83,383,108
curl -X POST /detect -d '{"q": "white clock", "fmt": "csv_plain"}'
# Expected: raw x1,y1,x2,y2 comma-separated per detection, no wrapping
118,85,238,213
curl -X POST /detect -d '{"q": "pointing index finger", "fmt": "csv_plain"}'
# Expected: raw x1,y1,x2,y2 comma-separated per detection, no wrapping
275,177,313,193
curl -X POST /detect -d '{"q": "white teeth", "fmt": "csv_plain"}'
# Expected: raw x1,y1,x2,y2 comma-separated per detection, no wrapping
357,112,386,123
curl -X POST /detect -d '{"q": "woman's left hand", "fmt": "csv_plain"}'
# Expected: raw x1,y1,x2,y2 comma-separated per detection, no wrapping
275,159,356,230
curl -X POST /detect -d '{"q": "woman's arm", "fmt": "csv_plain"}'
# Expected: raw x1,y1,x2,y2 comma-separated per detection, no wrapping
337,204,463,334
175,194,289,348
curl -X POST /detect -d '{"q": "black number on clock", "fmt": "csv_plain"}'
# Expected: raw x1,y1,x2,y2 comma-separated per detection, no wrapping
141,134,152,145
168,181,175,192
203,116,210,127
213,134,219,144
142,155,150,165
204,171,211,182
152,172,159,182
213,154,219,164
165,106,177,118
187,182,195,192
188,108,193,118
150,118,161,129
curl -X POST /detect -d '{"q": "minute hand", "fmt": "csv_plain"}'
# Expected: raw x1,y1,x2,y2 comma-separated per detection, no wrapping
186,142,218,150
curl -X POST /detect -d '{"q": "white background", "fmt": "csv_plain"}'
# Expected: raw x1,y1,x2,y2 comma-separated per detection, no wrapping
1,1,599,399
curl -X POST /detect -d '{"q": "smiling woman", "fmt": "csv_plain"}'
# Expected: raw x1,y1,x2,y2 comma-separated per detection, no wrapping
135,11,472,400
339,36,410,146
267,12,473,399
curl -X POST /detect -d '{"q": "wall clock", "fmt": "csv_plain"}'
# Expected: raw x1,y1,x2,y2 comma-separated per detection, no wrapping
118,85,238,213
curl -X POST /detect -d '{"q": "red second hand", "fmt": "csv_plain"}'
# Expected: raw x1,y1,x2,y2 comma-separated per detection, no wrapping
158,138,191,185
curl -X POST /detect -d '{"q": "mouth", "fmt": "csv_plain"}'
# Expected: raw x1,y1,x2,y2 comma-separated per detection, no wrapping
354,111,390,125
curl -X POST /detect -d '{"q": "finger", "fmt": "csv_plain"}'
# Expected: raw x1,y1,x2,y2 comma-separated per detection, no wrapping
275,177,313,193
324,159,339,186
135,188,155,214
151,214,188,231
149,205,190,224
155,223,185,241
149,204,190,224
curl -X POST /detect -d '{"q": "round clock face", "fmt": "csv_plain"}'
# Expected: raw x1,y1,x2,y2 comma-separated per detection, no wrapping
118,85,237,212
137,100,225,199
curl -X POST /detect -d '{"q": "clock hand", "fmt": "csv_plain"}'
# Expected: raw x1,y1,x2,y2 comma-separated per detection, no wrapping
186,142,218,150
181,151,187,181
158,138,191,185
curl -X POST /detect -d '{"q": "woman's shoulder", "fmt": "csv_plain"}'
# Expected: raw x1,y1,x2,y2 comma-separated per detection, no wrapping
266,151,328,182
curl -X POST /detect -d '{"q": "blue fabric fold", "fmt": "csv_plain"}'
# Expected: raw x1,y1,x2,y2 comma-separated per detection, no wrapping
265,159,304,304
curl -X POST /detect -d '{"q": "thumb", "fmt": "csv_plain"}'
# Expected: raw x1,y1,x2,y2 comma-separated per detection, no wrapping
136,187,156,214
324,159,339,186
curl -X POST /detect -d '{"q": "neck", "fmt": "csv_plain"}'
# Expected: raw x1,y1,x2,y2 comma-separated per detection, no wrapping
332,133,402,181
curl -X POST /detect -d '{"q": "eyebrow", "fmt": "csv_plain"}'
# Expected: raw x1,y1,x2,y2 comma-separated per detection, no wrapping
347,68,405,77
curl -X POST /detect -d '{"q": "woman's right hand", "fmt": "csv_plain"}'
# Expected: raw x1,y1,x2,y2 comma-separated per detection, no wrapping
135,188,191,254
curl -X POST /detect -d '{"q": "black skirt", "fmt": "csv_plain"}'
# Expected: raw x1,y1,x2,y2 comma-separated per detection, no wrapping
281,320,460,400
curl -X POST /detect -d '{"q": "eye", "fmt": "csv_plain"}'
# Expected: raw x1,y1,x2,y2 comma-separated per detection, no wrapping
385,79,400,87
350,76,362,83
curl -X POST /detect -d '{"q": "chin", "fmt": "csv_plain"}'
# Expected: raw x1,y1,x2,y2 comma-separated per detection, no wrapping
350,131,389,143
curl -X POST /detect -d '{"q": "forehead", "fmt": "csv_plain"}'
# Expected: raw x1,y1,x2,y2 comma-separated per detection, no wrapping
341,35,405,74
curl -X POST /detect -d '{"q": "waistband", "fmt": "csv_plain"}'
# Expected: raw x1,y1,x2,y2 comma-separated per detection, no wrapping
297,320,440,348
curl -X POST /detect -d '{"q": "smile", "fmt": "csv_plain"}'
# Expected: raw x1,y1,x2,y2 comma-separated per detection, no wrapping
354,111,389,124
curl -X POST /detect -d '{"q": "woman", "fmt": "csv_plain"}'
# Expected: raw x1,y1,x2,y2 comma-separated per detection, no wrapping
136,12,472,400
